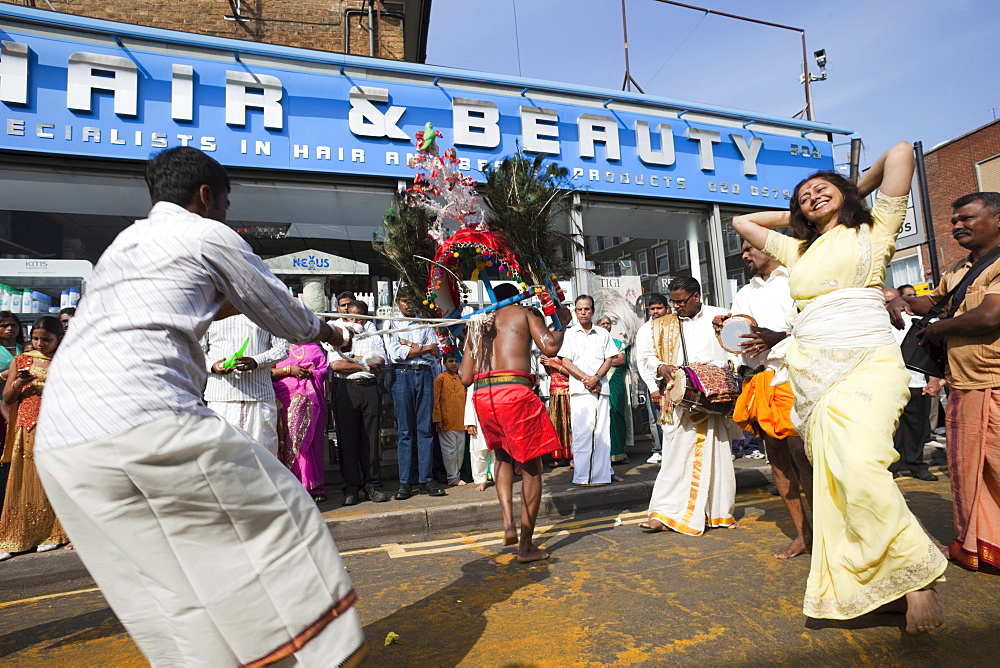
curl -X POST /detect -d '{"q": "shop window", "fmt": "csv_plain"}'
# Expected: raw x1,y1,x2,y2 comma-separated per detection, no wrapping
723,225,742,255
676,241,690,270
889,255,923,288
636,250,649,276
654,245,670,274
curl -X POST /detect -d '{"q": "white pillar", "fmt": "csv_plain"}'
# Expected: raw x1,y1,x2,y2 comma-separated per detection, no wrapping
570,193,588,299
708,203,730,308
301,276,327,313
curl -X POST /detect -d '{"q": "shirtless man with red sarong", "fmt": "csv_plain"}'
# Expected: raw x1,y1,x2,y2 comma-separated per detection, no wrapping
461,283,571,563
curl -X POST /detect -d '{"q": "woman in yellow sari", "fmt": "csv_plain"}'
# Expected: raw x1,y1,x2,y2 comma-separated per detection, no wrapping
733,141,946,634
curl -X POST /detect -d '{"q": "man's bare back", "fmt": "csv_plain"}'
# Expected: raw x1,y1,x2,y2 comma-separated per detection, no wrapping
462,304,569,380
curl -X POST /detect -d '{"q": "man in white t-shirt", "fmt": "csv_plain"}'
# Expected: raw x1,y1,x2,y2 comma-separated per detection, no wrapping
717,241,812,559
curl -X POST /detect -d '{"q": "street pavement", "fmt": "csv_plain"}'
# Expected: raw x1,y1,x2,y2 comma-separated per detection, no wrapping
2,463,999,666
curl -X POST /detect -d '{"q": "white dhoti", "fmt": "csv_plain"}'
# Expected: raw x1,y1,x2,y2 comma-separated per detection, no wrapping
570,392,613,485
208,399,279,456
465,390,493,484
647,409,737,535
35,413,365,668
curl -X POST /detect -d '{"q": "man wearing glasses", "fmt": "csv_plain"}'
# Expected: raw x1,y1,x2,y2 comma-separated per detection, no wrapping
639,276,738,536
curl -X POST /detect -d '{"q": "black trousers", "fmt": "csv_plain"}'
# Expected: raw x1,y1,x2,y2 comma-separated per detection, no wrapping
333,378,382,494
891,387,931,474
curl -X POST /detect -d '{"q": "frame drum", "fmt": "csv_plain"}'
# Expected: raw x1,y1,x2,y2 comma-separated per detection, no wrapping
718,314,758,354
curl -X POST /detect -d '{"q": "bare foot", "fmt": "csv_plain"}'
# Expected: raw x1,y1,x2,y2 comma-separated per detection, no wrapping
726,522,741,529
502,529,518,546
570,461,575,469
774,536,810,560
611,474,625,482
474,482,488,492
63,543,75,551
516,544,551,563
450,480,467,487
904,589,943,634
639,518,668,532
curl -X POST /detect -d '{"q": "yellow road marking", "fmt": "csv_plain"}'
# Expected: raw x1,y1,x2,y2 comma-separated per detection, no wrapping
0,586,101,609
340,511,651,559
339,501,769,560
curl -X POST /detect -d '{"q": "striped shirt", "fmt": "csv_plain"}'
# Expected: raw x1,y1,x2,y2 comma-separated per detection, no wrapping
385,318,439,366
203,314,289,402
36,201,321,452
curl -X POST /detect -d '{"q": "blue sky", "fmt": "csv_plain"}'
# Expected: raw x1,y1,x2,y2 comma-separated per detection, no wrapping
426,0,999,168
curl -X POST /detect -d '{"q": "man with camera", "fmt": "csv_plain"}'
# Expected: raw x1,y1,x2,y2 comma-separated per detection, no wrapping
889,191,1000,572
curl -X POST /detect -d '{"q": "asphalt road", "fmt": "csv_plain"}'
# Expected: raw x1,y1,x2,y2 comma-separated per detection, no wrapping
1,474,997,666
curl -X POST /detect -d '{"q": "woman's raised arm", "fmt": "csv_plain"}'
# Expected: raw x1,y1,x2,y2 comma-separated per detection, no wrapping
732,210,791,251
857,141,915,199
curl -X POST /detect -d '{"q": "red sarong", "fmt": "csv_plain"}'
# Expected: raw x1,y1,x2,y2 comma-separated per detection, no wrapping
473,369,561,463
946,387,1000,570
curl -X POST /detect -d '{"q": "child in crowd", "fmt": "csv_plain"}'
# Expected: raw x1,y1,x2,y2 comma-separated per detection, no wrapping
433,354,467,486
464,389,492,491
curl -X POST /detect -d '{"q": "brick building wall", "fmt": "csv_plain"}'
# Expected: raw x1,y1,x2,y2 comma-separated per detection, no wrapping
920,119,1000,275
3,0,406,59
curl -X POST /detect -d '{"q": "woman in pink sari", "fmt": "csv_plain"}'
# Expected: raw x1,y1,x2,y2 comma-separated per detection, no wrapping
272,342,330,503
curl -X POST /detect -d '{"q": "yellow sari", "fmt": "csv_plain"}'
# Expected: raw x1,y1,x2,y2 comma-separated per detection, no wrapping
764,193,947,619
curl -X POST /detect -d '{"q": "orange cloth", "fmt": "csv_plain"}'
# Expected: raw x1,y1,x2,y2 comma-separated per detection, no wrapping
432,371,467,431
946,387,1000,570
732,369,798,440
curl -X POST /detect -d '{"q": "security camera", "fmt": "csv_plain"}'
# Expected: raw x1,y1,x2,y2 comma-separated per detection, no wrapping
814,49,827,69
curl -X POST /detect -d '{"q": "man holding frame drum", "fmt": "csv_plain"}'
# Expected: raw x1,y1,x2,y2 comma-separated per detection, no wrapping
637,276,738,536
715,241,813,560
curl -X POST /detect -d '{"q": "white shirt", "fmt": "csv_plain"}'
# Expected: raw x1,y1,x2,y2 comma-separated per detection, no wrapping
891,313,928,388
634,319,660,394
635,305,730,392
331,321,388,381
729,266,798,370
203,314,289,402
559,323,617,396
37,201,322,452
385,318,439,366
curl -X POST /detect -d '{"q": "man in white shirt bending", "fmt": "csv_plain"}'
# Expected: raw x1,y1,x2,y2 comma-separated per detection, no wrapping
34,147,365,667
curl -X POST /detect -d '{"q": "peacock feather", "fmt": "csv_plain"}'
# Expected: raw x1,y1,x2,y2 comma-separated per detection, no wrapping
480,150,579,286
373,192,439,317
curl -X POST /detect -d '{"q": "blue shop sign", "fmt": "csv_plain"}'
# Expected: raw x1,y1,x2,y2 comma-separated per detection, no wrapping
0,6,849,206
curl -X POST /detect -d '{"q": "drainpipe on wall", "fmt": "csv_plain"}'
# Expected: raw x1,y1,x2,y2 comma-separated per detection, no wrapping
344,6,406,57
913,141,941,286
